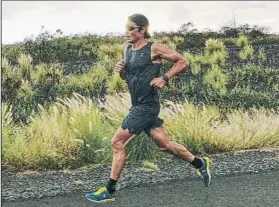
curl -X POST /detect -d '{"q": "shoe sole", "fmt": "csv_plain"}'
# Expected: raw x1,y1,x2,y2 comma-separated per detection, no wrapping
86,196,116,203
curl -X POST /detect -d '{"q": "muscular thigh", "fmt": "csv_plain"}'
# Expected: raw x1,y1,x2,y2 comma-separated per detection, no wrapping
112,126,136,147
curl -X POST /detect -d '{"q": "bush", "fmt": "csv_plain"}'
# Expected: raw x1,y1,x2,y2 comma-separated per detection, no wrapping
205,38,226,54
236,35,249,48
1,57,22,103
239,45,254,60
58,65,108,98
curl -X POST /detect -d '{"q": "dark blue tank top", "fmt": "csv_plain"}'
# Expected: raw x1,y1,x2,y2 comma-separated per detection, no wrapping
124,42,161,107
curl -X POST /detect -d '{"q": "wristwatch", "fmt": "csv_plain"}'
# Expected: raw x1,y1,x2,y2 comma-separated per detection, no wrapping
162,74,169,82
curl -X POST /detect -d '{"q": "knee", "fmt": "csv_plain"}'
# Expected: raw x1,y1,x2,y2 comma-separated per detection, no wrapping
111,138,125,152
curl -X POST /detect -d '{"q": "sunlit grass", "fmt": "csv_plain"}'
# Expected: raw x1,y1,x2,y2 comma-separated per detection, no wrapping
2,93,279,171
2,94,114,170
161,100,222,153
213,108,279,149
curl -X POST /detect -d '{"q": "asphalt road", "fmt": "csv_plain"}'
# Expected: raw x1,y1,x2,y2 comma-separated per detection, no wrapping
2,170,279,207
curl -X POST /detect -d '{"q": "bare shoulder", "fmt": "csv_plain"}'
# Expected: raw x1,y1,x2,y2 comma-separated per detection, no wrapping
151,43,170,55
151,42,183,62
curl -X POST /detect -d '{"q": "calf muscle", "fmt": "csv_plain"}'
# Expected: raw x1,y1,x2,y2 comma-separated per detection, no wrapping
149,126,195,162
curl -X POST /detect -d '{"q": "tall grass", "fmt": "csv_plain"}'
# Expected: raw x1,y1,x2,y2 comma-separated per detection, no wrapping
17,53,33,81
2,94,114,170
213,108,279,149
101,93,131,127
2,93,279,171
2,104,17,156
2,104,32,170
161,101,223,153
58,93,114,163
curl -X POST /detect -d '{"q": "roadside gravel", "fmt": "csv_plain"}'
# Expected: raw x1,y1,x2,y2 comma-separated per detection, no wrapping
2,147,279,201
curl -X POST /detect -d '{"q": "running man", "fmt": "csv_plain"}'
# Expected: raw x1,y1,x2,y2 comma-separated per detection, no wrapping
86,13,211,203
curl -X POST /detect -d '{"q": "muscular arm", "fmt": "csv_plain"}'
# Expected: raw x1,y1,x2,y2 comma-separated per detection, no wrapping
152,43,189,79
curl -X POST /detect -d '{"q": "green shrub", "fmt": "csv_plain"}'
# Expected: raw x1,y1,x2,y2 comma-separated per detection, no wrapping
59,65,108,98
239,45,254,60
1,57,22,103
203,64,228,95
205,38,226,54
236,35,249,48
258,47,266,63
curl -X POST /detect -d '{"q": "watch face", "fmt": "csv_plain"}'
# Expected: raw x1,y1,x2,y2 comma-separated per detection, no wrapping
163,74,169,81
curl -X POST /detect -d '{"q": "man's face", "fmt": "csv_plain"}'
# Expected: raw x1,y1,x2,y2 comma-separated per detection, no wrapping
125,20,144,43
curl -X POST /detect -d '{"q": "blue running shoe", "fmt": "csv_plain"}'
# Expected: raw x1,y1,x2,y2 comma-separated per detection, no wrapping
85,186,115,203
196,157,212,187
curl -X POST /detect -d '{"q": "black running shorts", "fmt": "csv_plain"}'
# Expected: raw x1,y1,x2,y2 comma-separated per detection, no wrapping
121,104,164,136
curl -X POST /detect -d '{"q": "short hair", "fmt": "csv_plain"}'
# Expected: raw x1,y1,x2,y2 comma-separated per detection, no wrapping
128,13,151,39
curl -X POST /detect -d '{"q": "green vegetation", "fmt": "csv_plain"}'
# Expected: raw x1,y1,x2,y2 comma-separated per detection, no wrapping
2,23,279,171
2,94,279,171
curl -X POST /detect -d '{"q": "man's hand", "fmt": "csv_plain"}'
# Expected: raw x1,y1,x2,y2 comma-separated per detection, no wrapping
115,60,125,73
115,59,125,80
150,77,167,88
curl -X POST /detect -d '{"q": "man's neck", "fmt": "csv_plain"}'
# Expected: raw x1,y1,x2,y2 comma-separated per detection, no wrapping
132,39,148,50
